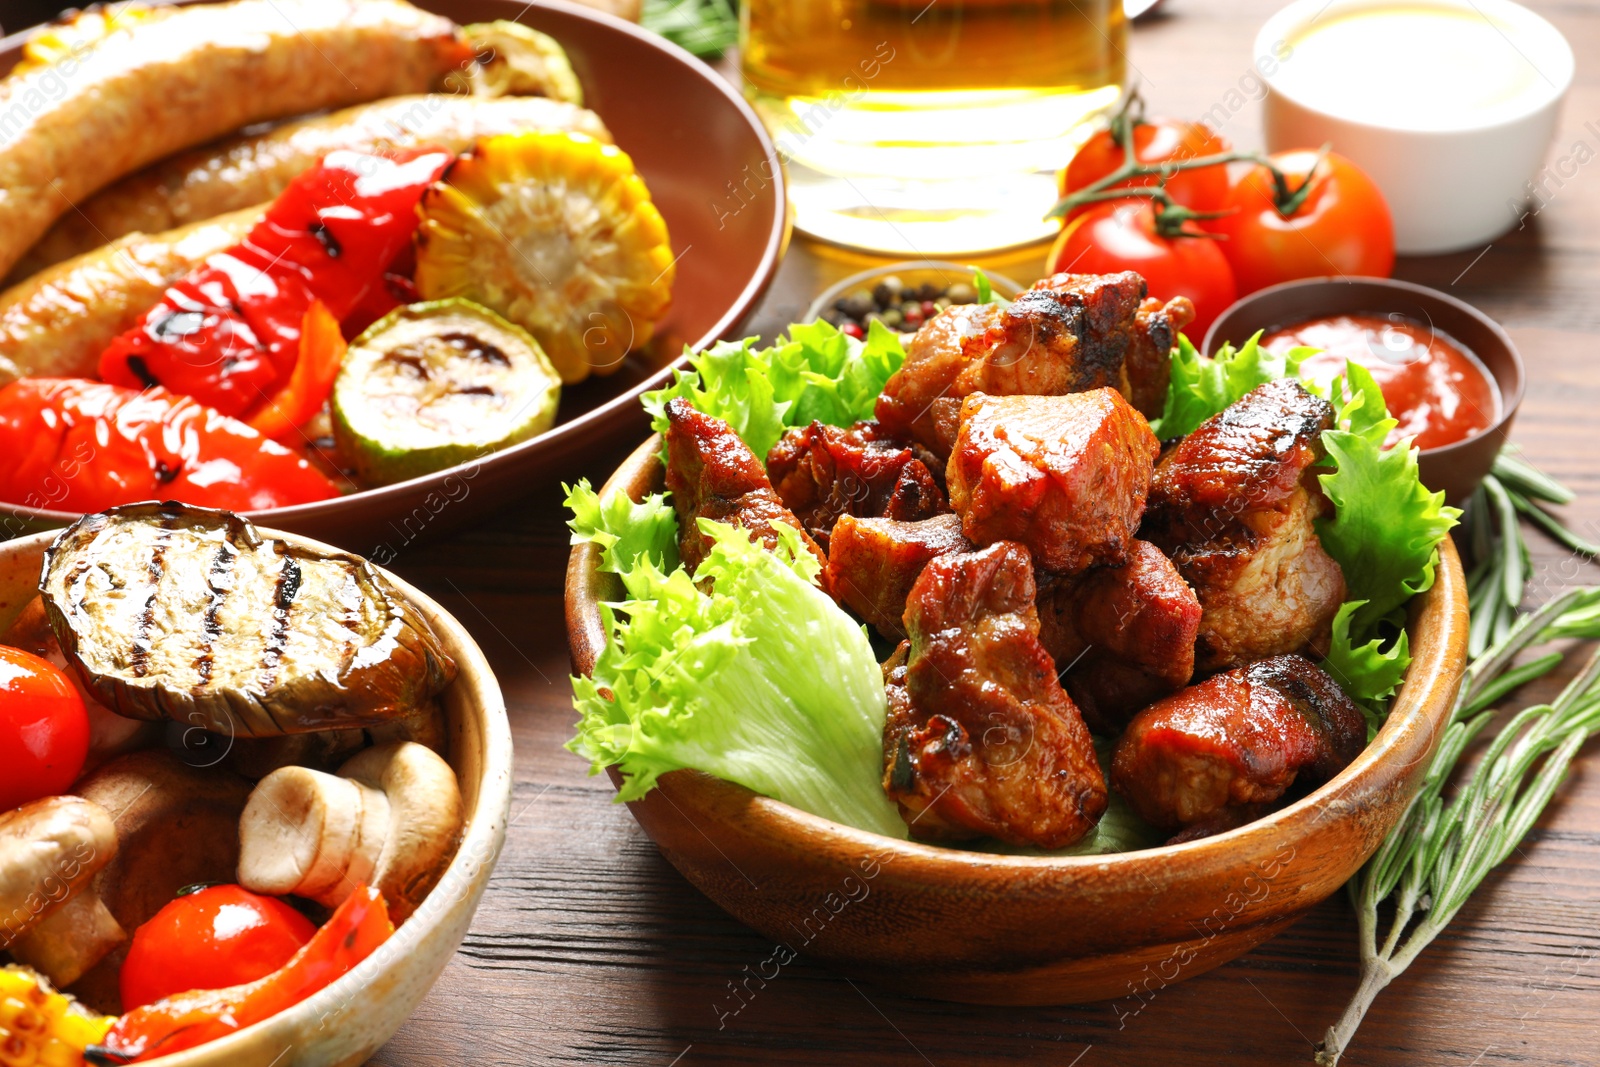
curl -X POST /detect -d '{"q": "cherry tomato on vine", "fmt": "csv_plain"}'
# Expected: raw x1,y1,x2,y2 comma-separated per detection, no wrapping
1047,199,1238,340
1059,119,1232,218
0,645,89,809
1205,149,1395,295
120,884,317,1010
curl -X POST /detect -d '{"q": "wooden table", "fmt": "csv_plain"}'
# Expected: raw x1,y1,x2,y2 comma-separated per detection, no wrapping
374,2,1600,1063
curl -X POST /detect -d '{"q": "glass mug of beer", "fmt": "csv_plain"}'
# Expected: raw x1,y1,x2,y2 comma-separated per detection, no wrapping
741,0,1126,256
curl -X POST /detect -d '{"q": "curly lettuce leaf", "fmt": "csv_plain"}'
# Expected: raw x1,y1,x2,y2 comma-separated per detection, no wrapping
1150,332,1311,439
1319,601,1411,736
1314,361,1461,637
642,319,906,461
568,516,906,839
563,479,679,575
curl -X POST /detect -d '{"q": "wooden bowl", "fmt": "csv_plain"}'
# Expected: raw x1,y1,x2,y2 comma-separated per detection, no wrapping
0,0,787,549
565,438,1470,1006
0,526,513,1066
1203,277,1525,505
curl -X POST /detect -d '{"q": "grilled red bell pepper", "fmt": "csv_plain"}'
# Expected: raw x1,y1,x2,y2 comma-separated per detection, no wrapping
92,886,394,1063
100,146,454,421
0,378,340,512
245,300,348,442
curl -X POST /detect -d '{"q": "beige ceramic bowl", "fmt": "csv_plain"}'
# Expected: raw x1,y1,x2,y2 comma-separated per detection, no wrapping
566,440,1470,1005
0,527,513,1066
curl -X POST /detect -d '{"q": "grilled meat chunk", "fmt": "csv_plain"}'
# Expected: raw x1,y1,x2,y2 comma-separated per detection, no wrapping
40,503,456,739
1111,655,1366,831
874,272,1147,454
884,541,1107,848
766,421,946,549
1125,295,1196,419
1141,379,1346,673
827,513,971,639
662,398,827,578
947,389,1159,575
1038,540,1202,733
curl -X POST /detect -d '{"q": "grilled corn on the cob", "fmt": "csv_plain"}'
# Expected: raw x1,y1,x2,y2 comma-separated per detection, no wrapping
414,131,675,385
0,966,114,1067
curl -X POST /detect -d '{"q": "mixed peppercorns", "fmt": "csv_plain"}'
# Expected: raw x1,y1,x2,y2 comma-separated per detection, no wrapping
819,276,980,338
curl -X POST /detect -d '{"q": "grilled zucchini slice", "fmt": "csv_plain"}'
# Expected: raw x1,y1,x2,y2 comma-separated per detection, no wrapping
332,299,561,486
413,130,675,385
41,504,457,739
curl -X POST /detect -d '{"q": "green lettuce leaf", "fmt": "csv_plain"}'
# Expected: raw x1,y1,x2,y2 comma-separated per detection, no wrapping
1319,601,1411,736
1314,361,1461,636
563,479,678,575
642,319,906,461
568,514,906,839
1149,332,1311,439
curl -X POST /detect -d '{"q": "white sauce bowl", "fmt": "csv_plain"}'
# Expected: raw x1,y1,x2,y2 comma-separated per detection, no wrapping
1256,0,1574,255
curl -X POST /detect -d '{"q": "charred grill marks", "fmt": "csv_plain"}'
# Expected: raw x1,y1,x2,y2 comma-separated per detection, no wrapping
129,519,176,678
193,540,238,686
258,550,302,692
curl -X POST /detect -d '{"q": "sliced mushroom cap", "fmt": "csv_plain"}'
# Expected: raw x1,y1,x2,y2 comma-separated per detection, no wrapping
0,796,116,951
40,503,458,739
239,741,462,922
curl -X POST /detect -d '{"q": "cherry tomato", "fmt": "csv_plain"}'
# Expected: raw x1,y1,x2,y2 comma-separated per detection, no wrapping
1047,199,1238,340
1059,119,1232,218
120,884,317,1010
0,645,89,809
1205,149,1395,296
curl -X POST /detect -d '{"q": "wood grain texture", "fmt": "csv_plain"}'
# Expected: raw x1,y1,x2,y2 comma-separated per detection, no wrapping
371,0,1600,1062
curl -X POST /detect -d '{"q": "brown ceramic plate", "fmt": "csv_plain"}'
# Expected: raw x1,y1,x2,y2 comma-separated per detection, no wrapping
0,0,786,550
564,439,1470,1006
0,523,512,1065
1204,277,1525,504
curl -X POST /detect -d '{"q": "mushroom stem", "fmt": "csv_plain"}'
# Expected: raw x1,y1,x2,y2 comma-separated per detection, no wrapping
239,742,462,922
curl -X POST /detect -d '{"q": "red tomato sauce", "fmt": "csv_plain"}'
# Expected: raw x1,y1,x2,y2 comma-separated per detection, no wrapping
1261,314,1499,450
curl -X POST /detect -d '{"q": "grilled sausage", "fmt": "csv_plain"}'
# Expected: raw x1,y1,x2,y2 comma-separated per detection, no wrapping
0,0,470,280
0,208,260,384
12,95,610,278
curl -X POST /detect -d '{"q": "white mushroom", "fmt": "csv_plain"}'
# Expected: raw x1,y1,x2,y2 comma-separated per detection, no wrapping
0,796,124,988
238,741,462,922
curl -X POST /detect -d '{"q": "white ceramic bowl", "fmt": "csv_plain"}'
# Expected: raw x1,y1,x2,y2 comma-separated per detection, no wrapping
1256,0,1574,255
0,528,513,1067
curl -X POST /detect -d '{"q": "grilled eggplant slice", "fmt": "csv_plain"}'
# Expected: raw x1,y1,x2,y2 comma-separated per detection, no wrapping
40,504,457,738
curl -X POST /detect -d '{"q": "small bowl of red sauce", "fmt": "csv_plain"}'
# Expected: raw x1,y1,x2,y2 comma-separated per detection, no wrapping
1204,277,1523,503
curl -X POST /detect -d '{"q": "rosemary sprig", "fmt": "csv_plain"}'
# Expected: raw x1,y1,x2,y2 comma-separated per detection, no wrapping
640,0,738,58
1315,452,1600,1064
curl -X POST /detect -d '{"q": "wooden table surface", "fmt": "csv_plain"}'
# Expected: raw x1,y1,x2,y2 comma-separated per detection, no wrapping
372,2,1600,1064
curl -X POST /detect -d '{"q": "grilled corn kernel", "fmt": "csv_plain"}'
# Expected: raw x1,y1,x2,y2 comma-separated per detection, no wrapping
0,969,112,1067
414,131,675,385
13,4,159,75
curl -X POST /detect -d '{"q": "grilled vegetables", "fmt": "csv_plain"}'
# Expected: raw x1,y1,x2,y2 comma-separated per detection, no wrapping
0,966,114,1066
40,505,457,739
238,741,463,921
13,96,610,278
0,797,117,952
462,20,584,103
0,0,471,281
414,131,676,384
332,300,562,486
